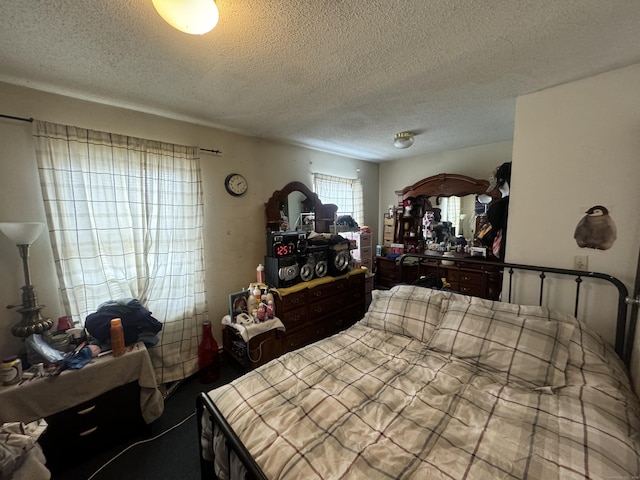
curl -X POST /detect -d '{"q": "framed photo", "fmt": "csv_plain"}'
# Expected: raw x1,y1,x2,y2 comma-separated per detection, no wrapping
228,290,250,323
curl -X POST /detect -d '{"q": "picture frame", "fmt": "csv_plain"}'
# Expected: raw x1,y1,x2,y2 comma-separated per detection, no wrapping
228,290,250,323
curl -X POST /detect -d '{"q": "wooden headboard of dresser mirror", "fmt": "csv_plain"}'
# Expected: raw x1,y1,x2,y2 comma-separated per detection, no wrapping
265,181,338,233
393,173,502,246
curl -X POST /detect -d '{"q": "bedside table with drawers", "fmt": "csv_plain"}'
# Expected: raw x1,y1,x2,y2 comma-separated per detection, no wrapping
0,342,164,472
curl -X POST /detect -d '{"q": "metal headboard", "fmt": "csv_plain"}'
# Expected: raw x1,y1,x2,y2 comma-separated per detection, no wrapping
395,254,633,366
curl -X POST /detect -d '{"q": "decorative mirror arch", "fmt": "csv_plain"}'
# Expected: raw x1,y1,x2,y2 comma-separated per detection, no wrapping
394,173,501,245
265,181,338,233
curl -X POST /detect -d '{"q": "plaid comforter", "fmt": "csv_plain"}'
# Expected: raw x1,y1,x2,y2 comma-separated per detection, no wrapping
204,288,640,480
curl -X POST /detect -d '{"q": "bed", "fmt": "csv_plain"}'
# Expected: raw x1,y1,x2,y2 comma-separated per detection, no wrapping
197,259,640,479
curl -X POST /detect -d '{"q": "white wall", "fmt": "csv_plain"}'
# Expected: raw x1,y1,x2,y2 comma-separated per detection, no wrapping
508,63,640,386
0,82,379,359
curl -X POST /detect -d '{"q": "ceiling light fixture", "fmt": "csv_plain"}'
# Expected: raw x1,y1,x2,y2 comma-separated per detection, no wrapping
152,0,219,35
393,132,415,149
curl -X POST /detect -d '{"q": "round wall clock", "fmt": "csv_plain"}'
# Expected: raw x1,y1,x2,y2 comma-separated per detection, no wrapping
224,173,248,197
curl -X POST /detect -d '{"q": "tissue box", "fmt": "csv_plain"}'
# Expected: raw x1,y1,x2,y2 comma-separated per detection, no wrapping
390,243,405,254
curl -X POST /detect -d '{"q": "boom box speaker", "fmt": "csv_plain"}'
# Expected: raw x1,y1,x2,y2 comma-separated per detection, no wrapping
265,255,300,288
328,237,352,277
298,245,329,282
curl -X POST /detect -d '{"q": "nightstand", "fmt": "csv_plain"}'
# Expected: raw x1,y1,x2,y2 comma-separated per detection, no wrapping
0,342,164,472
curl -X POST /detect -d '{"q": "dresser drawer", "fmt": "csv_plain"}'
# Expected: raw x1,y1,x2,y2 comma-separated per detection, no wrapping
308,278,348,301
40,381,145,472
349,272,366,289
359,246,372,260
278,305,308,330
309,291,349,316
276,289,307,313
281,323,330,351
358,233,372,248
330,304,366,334
456,282,486,297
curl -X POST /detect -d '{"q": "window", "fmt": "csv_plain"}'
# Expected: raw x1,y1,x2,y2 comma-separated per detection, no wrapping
34,121,207,383
440,196,461,236
312,173,364,227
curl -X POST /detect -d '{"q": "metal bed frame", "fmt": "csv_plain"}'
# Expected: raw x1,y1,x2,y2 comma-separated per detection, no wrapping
196,258,634,480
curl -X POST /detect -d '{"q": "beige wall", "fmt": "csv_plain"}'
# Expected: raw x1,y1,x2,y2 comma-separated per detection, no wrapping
509,63,640,387
0,82,379,358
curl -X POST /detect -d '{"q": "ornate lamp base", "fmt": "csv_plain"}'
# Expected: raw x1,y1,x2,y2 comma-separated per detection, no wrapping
10,284,54,337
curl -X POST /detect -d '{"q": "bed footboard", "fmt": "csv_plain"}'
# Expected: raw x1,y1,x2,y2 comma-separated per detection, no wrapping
196,392,268,480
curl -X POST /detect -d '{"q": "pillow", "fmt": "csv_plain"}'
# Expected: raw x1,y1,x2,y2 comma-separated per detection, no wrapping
360,285,446,343
467,296,578,326
428,300,575,388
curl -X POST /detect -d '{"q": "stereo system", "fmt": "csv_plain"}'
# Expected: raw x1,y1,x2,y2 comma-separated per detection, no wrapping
298,245,329,282
265,255,300,288
266,231,307,258
327,237,352,277
265,231,352,288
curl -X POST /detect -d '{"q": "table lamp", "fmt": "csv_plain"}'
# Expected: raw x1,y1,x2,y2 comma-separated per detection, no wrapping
0,222,54,337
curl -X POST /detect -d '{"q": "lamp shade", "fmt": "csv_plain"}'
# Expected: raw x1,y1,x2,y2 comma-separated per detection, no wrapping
393,132,415,149
152,0,219,35
477,194,493,205
0,222,45,244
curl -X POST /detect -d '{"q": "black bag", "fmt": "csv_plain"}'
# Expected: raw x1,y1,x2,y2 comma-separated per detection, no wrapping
412,273,443,290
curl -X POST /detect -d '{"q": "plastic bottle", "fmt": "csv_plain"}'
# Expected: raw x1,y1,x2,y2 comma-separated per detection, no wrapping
267,300,275,319
198,320,219,383
256,264,265,284
257,304,266,322
110,318,126,357
247,292,258,318
265,290,275,305
253,286,261,302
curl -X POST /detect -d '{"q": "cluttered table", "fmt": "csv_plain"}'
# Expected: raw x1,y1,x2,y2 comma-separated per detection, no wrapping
0,341,163,425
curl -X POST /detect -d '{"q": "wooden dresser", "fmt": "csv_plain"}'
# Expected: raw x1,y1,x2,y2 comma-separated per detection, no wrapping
225,270,366,370
375,254,502,300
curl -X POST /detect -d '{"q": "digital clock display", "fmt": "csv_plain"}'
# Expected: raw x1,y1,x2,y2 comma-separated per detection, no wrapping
276,243,295,257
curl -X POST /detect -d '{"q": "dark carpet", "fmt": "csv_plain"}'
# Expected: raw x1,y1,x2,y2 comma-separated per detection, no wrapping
51,358,245,480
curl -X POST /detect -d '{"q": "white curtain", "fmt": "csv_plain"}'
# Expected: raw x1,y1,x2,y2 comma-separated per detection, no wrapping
312,173,364,226
33,120,207,383
442,196,461,236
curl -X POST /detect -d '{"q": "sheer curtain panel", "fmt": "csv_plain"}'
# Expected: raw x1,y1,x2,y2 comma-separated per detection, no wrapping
312,173,363,226
34,120,207,383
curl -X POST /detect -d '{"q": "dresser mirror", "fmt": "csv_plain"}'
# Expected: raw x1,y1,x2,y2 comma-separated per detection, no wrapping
265,181,338,233
394,173,500,245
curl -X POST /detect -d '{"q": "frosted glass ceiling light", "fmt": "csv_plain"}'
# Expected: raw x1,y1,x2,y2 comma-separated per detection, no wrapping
152,0,219,35
393,132,415,149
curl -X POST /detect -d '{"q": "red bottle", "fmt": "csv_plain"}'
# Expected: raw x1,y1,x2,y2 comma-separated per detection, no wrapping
198,320,219,383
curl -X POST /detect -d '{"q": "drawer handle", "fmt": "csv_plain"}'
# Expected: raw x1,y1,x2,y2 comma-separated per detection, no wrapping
77,405,96,415
79,426,98,436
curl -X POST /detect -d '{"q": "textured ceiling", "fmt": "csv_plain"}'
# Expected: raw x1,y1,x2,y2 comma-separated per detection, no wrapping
2,1,640,162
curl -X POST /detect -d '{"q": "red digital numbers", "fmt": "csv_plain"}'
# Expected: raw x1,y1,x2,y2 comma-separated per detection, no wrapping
276,244,293,256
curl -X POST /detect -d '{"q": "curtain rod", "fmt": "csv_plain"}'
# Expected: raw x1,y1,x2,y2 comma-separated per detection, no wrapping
0,115,223,156
0,113,34,123
199,147,222,155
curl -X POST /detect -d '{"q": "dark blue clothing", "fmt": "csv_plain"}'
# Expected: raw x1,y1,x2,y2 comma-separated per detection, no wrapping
85,298,162,345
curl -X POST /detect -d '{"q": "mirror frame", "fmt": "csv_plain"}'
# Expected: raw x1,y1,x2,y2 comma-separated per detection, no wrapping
395,173,500,203
265,181,338,233
393,173,501,244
